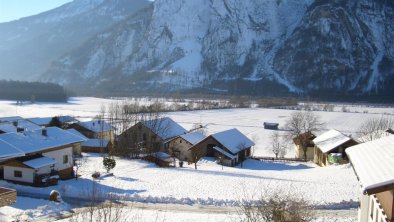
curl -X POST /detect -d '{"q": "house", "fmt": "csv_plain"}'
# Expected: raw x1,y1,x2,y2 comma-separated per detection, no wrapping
190,128,254,167
293,132,316,160
346,135,394,222
71,120,114,142
313,129,358,166
0,187,16,207
119,117,187,155
0,127,86,186
0,119,41,133
65,128,89,155
168,131,206,161
142,152,176,167
263,122,279,130
81,139,111,153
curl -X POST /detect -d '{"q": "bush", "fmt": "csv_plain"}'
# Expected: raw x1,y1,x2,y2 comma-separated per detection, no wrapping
103,157,116,173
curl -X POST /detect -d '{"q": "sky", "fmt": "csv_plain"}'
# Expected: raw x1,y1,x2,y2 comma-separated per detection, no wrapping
0,0,73,23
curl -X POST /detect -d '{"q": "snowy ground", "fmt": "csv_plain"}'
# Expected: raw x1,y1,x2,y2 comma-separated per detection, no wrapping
0,196,71,221
0,153,359,208
0,97,392,221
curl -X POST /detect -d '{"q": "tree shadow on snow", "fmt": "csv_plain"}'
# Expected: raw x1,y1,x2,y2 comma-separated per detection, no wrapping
238,159,313,171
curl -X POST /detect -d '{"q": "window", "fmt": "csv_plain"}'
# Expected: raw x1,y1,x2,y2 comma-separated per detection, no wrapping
143,133,147,141
63,155,68,164
180,140,182,143
14,170,22,178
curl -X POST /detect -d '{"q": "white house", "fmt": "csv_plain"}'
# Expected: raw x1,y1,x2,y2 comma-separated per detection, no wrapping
346,135,394,222
0,127,86,186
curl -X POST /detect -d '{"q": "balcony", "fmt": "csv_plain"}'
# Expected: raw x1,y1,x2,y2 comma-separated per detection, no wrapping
0,187,16,207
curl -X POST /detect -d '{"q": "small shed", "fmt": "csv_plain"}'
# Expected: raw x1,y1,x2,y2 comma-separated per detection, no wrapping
263,122,279,130
142,152,176,167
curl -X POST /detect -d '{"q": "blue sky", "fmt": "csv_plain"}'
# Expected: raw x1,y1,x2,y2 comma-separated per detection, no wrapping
0,0,72,23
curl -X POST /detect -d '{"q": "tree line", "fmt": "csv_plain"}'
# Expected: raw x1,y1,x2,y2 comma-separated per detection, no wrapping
0,80,68,102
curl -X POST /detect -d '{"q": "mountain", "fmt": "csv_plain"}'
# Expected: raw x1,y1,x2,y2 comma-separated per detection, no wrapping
0,0,150,80
1,0,394,100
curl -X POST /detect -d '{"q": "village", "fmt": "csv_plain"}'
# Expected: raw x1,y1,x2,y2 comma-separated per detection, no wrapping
0,97,393,222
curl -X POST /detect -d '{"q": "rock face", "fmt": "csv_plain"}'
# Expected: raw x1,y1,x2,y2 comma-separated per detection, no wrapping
1,0,393,100
0,0,149,80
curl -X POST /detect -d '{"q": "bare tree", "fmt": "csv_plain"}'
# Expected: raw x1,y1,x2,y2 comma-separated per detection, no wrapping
238,189,315,222
358,115,394,142
270,132,287,159
189,147,205,170
285,111,323,162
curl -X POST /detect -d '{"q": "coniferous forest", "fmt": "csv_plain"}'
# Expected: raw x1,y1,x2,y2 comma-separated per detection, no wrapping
0,80,68,102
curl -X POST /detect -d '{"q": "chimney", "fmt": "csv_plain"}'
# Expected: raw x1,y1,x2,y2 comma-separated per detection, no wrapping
42,128,48,136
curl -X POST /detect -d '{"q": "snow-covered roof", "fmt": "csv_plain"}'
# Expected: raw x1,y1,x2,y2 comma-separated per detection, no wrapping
77,120,112,133
58,116,78,124
81,139,109,148
346,135,394,194
0,123,17,133
0,127,86,154
213,146,236,159
0,116,23,122
179,132,206,145
66,128,88,140
313,129,352,153
27,117,52,126
154,152,173,162
28,116,78,126
23,156,56,169
0,139,24,160
14,119,42,131
142,117,187,140
211,128,255,154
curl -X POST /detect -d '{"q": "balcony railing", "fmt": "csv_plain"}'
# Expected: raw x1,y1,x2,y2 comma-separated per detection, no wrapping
0,187,16,207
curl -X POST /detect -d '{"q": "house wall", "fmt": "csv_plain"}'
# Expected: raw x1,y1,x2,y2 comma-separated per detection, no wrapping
3,166,34,183
43,147,73,171
376,190,394,221
359,193,370,222
168,138,193,161
294,145,314,160
120,123,165,154
367,194,392,222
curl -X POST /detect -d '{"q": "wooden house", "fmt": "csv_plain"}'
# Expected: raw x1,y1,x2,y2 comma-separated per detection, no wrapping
190,128,254,167
293,132,316,161
71,120,114,143
119,117,187,155
168,131,206,161
0,127,85,186
346,135,394,222
313,129,358,166
81,139,111,153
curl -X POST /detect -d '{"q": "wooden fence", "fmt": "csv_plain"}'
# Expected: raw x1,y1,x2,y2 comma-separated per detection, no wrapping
251,156,306,162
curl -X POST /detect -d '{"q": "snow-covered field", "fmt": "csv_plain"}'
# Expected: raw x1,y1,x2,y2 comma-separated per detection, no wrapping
0,97,392,221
